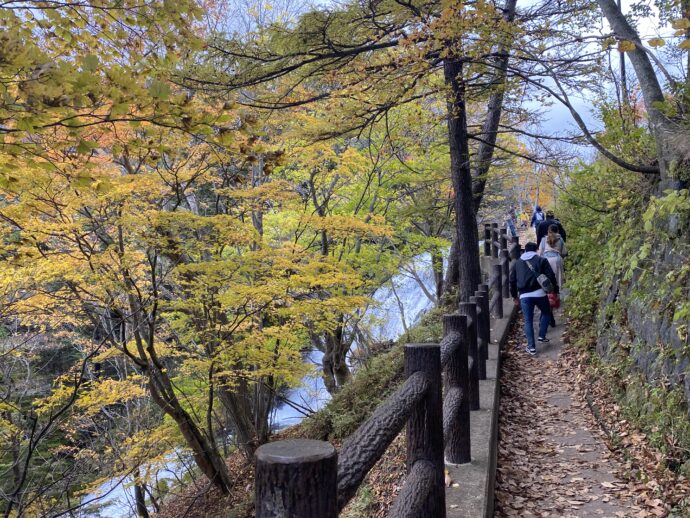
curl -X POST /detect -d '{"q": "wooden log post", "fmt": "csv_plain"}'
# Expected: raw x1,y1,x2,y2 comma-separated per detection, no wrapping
255,439,337,518
500,249,510,299
404,344,446,518
509,235,521,260
483,224,491,256
457,303,480,411
509,242,520,260
491,223,499,259
477,283,491,347
500,228,508,251
470,295,488,380
442,314,471,464
490,264,503,319
388,460,436,517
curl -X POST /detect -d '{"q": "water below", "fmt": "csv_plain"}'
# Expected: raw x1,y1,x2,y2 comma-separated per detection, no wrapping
79,252,440,517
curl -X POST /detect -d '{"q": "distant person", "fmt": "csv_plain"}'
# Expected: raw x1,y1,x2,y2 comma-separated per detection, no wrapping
530,205,545,229
538,224,567,289
505,208,518,238
510,242,559,355
536,209,566,245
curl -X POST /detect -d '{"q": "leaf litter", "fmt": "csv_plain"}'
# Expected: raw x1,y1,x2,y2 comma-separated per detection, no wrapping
495,314,689,518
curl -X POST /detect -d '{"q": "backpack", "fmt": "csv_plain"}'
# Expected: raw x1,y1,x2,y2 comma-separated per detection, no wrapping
524,257,555,293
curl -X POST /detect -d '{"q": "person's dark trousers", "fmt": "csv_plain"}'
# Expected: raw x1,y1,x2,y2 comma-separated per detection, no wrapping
520,296,551,349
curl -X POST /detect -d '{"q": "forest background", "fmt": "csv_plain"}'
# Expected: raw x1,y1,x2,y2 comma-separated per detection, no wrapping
1,0,689,515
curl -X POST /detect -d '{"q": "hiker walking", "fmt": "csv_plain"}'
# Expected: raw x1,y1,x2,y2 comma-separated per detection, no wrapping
536,209,567,245
505,208,518,238
538,224,567,289
509,242,559,355
530,205,545,229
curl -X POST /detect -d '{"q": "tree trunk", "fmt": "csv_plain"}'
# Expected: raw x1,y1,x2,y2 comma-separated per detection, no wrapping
596,0,680,187
322,323,350,394
444,58,483,303
444,0,517,301
134,469,150,518
443,237,459,298
431,249,444,303
218,379,263,459
471,0,518,210
148,379,233,493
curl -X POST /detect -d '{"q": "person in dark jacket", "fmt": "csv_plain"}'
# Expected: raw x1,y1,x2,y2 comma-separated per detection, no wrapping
536,210,566,245
510,242,559,355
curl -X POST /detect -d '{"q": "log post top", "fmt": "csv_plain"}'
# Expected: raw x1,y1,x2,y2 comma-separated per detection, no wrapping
405,343,439,349
256,439,336,464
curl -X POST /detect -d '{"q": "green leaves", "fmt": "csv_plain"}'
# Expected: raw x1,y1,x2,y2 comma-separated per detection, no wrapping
149,79,171,100
82,54,99,72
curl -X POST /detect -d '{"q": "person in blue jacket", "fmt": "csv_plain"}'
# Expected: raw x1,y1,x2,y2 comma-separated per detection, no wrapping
530,206,545,229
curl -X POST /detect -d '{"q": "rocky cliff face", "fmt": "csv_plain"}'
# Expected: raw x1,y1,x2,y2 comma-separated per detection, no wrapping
595,231,690,415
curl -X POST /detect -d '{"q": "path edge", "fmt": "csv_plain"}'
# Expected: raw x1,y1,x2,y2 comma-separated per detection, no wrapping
445,298,517,517
485,299,517,518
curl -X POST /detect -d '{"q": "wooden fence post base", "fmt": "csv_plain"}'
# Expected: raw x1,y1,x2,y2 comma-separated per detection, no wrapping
405,344,445,518
442,315,471,465
457,302,480,411
255,439,337,518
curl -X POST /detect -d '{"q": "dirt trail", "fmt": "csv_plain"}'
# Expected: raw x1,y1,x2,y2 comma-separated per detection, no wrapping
494,311,665,518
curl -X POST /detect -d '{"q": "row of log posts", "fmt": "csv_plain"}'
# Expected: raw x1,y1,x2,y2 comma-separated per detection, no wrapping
441,223,513,465
254,224,519,516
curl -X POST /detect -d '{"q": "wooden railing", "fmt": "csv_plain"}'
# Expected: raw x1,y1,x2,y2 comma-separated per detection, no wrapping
255,344,444,517
254,223,520,517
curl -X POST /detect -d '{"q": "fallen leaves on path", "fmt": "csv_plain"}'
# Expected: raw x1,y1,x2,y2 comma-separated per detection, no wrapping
495,314,688,518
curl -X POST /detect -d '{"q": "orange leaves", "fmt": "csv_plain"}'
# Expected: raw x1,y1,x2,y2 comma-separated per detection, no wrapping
618,40,637,52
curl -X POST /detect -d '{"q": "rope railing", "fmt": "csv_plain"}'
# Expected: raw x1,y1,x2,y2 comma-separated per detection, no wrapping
255,223,519,517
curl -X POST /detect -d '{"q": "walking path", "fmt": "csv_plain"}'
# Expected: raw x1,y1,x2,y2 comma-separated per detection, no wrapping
494,308,655,518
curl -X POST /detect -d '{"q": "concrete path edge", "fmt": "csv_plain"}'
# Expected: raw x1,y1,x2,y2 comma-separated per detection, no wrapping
445,298,518,518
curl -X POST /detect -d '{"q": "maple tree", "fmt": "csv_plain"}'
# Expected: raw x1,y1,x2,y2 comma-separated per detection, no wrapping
184,0,525,303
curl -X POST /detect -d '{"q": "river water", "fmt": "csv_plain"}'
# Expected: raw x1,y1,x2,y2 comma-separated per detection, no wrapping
79,253,439,517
